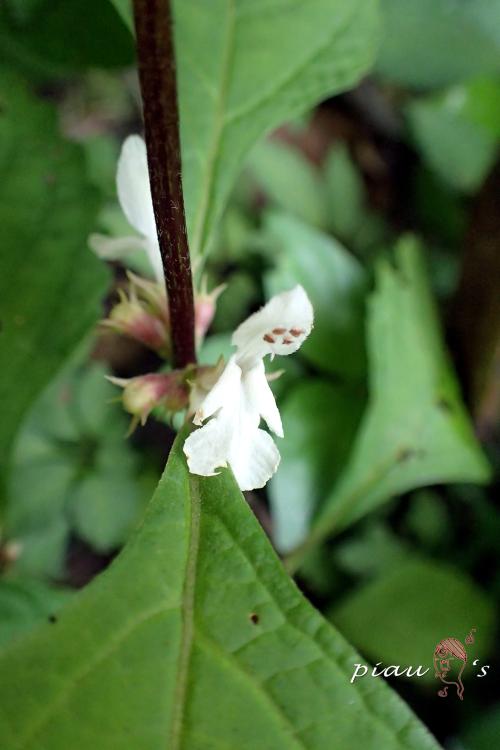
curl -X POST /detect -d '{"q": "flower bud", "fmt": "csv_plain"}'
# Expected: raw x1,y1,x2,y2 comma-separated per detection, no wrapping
102,287,170,356
127,272,169,325
108,372,189,428
194,282,226,344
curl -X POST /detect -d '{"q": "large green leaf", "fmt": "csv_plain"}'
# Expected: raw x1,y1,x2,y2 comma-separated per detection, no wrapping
287,238,490,570
332,558,496,683
0,431,439,750
0,75,109,493
264,212,368,377
113,0,380,256
376,0,500,89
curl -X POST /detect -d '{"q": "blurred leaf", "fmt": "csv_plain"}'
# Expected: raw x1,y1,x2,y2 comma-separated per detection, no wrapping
265,213,368,377
462,706,500,750
332,559,496,682
456,78,500,136
0,74,109,500
197,332,234,366
414,167,466,248
0,431,440,750
0,579,71,650
6,363,140,576
334,523,411,579
247,139,328,229
0,0,134,75
324,143,366,241
269,380,364,553
377,0,500,88
82,135,120,199
404,490,451,549
109,0,133,30
213,204,258,263
296,545,341,597
210,272,259,333
407,94,498,193
288,238,490,569
70,468,140,554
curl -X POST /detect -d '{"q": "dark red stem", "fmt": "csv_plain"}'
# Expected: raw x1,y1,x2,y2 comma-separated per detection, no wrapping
133,0,196,368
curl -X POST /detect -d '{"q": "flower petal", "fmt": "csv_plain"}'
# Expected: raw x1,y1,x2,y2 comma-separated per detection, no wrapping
242,361,283,437
193,356,241,425
228,427,281,491
117,136,158,248
185,405,281,490
183,416,232,477
232,285,313,362
88,233,148,261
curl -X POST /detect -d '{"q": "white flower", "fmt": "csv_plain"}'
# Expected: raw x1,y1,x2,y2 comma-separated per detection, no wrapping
89,135,164,284
183,286,313,491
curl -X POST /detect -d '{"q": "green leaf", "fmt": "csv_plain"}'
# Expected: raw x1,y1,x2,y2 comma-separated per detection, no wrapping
6,363,141,576
456,78,500,137
109,0,133,31
376,0,500,89
0,432,439,750
210,272,259,333
197,332,234,366
112,0,379,254
0,579,72,650
334,523,412,580
264,212,368,377
332,558,496,683
404,490,451,549
176,0,380,255
0,74,109,498
324,143,366,241
407,94,498,193
0,0,134,75
246,139,328,229
287,238,490,569
269,380,363,552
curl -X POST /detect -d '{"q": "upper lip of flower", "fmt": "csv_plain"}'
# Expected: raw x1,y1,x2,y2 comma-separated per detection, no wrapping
89,135,164,286
183,285,313,491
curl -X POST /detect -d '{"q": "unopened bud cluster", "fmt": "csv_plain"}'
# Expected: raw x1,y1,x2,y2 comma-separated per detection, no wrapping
103,274,226,430
103,273,224,356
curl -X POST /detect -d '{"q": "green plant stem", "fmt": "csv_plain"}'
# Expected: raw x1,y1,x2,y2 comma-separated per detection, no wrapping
133,0,196,368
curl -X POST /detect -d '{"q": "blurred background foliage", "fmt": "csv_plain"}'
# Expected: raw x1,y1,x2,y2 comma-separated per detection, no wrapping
0,1,499,747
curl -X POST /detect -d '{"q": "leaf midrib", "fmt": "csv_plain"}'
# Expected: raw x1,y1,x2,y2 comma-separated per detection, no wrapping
190,0,363,257
168,474,202,750
190,0,236,256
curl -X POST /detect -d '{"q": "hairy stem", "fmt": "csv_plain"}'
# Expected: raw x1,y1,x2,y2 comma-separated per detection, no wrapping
133,0,196,368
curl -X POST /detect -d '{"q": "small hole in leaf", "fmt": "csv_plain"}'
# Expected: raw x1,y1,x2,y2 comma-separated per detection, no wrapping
397,448,415,463
249,613,259,625
437,398,452,413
